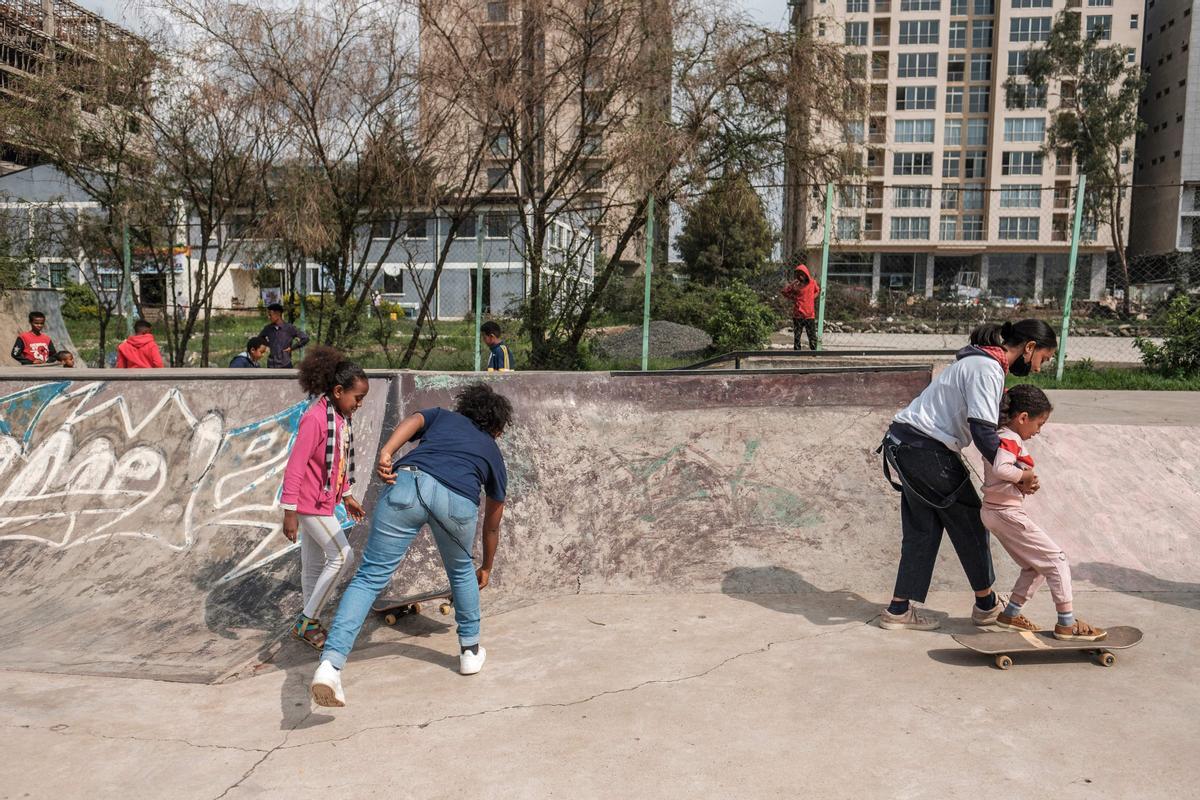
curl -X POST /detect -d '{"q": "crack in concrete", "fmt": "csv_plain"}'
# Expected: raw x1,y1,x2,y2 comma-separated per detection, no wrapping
209,709,318,800
2,722,269,754
279,615,879,753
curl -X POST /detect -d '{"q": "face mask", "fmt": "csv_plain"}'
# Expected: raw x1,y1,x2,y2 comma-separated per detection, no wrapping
1010,348,1033,376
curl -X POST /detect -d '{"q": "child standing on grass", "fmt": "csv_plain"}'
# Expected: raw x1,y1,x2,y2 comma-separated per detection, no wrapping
985,384,1106,641
281,345,369,650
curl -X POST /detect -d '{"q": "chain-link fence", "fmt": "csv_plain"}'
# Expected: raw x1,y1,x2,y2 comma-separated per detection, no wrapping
791,181,1196,367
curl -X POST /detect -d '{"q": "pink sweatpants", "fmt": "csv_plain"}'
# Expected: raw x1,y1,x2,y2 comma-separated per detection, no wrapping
981,505,1073,606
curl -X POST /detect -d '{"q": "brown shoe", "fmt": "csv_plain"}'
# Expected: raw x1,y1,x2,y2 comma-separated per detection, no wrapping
995,613,1039,632
1054,618,1107,642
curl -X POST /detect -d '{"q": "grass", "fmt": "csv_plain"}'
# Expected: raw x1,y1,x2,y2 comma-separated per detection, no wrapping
1009,362,1200,391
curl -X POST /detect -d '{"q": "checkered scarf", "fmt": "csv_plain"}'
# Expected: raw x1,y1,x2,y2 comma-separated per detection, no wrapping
324,396,355,495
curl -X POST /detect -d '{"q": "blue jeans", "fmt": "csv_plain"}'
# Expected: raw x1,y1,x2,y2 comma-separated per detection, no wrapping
321,468,481,669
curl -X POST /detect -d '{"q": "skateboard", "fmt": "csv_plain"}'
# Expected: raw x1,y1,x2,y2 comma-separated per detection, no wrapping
372,587,454,626
952,626,1143,670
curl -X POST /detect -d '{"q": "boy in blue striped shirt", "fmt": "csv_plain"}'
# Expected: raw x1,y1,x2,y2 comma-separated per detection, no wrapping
481,321,512,371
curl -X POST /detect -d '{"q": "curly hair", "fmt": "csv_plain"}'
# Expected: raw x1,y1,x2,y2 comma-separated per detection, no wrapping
297,344,367,397
454,382,513,436
1000,384,1054,425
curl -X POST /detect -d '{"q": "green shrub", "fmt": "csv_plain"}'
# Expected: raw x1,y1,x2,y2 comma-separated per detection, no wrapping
704,282,778,353
823,282,872,322
651,277,709,329
1137,294,1200,376
61,281,99,320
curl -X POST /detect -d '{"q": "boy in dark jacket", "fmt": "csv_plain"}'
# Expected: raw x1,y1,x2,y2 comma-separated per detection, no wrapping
10,311,58,365
781,264,821,351
230,336,269,368
117,320,165,368
260,303,310,368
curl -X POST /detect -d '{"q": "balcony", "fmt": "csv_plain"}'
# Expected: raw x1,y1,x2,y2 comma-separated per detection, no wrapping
864,227,883,241
874,0,891,11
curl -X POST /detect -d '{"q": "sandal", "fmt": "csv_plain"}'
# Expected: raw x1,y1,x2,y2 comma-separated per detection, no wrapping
291,615,327,651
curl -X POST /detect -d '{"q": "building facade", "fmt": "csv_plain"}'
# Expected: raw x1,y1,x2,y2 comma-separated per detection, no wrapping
1130,0,1200,256
788,0,1142,302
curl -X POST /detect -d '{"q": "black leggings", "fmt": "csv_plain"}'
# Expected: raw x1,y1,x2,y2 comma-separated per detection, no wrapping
793,317,817,351
882,437,995,603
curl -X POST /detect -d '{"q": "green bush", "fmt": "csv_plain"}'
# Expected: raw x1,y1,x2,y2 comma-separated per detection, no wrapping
704,282,778,353
823,282,872,322
651,276,709,329
1137,294,1200,376
61,282,99,320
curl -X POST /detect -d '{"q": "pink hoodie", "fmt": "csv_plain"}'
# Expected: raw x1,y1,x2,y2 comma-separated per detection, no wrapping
280,396,353,516
981,428,1034,508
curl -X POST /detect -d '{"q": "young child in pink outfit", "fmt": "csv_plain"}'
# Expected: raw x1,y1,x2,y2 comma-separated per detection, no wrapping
281,346,369,650
982,384,1106,641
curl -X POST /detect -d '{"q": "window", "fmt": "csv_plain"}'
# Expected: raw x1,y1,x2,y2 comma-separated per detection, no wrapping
899,21,939,46
838,185,864,207
846,22,868,45
897,52,938,77
456,215,477,238
947,57,965,81
1012,0,1051,6
48,263,68,289
1002,151,1044,175
845,53,868,79
949,20,967,48
999,217,1040,239
485,212,514,239
1087,0,1112,5
971,54,992,82
891,216,931,239
818,22,827,36
403,216,428,239
969,86,990,113
943,151,961,178
900,0,941,8
837,217,863,239
964,150,987,177
583,132,603,154
974,0,995,13
847,0,868,10
487,167,510,189
967,119,989,145
1127,48,1136,63
894,152,935,175
100,272,121,291
951,0,967,12
963,184,985,209
896,119,936,143
945,119,962,145
383,270,404,295
1000,185,1042,208
1007,83,1047,109
1004,117,1045,142
972,20,994,48
1008,51,1028,76
896,86,937,110
946,86,964,113
489,132,511,158
370,219,394,239
487,1,509,22
940,216,959,240
941,186,959,209
1131,14,1138,28
962,215,984,240
1010,17,1052,42
1086,15,1112,39
844,120,866,143
894,186,932,207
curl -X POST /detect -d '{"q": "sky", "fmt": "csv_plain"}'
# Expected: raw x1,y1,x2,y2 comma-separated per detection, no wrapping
77,0,794,31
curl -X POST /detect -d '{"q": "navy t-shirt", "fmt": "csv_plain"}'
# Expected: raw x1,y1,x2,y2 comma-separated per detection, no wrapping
395,408,507,505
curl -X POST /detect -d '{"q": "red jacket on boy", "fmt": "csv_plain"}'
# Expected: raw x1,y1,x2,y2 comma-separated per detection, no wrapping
116,333,164,368
782,264,821,319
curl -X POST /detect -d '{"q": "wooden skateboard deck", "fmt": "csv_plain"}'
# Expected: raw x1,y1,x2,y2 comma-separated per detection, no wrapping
372,587,454,625
953,625,1142,669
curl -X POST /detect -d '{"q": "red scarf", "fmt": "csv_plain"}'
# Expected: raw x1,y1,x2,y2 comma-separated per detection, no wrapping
977,345,1009,374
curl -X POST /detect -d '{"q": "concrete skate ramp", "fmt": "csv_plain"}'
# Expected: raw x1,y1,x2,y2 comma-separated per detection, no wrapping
0,289,76,363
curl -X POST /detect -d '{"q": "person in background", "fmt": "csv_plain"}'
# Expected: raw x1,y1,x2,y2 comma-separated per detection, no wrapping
480,320,512,372
260,302,310,368
781,264,821,351
55,351,75,368
230,336,270,368
116,319,164,369
10,311,58,365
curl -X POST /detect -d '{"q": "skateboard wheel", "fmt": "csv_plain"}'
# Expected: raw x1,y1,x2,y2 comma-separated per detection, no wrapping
384,613,398,626
411,602,422,614
1096,652,1116,667
439,603,452,615
995,655,1013,670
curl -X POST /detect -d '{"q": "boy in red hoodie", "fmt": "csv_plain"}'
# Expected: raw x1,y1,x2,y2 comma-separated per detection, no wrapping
117,319,165,368
781,263,821,351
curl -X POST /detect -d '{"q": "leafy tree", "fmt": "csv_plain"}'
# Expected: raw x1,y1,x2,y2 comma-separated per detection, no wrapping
704,281,779,352
1137,294,1200,376
1012,11,1145,313
676,172,775,286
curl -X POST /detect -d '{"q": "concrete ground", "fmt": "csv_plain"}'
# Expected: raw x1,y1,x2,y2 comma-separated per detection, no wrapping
4,589,1196,799
769,331,1156,364
2,387,1197,798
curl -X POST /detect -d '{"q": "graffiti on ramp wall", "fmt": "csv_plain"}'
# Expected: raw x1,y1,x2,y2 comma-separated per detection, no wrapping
0,381,312,584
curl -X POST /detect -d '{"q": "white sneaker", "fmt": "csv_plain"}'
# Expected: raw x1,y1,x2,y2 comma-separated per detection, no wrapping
459,646,487,675
311,660,346,707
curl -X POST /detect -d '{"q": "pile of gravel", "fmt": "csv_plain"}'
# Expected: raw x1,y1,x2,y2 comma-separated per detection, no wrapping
594,320,712,361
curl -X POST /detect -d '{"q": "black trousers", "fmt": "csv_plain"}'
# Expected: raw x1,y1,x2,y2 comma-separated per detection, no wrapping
793,317,817,351
882,437,995,603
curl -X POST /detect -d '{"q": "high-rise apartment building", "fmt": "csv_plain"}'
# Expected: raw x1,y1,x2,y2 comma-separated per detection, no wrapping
1130,1,1199,256
786,0,1141,302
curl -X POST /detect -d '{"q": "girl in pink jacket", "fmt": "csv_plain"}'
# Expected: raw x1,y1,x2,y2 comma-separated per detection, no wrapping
281,346,369,649
984,384,1105,641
